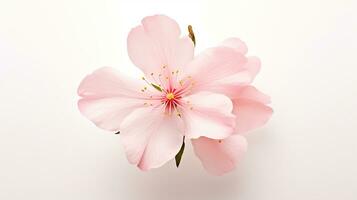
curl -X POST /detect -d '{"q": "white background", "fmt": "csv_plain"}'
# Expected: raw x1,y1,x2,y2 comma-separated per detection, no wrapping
1,0,357,199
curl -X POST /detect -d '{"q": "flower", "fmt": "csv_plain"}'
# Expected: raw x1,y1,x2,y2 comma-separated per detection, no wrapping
77,15,272,175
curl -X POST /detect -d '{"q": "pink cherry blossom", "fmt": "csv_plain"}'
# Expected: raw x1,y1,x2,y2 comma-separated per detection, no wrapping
77,15,272,175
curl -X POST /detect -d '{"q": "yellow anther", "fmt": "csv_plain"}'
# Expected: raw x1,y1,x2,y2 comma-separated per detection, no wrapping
150,72,154,76
166,93,175,100
141,77,145,80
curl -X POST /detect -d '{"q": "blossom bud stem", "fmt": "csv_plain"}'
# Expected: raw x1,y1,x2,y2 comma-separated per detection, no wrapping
188,25,196,46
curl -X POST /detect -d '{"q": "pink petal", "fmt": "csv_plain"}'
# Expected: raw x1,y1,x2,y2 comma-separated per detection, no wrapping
234,85,271,103
185,46,247,82
192,134,247,175
173,37,195,71
141,14,181,40
120,107,184,170
233,99,273,134
204,70,252,97
220,38,248,55
183,39,260,97
78,98,143,131
244,56,261,79
182,92,236,139
219,38,260,78
77,67,152,131
205,57,261,97
127,15,194,76
184,47,247,91
78,67,144,99
127,26,163,75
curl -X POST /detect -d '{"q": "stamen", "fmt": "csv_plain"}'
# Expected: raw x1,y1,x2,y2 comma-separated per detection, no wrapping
179,80,183,86
173,69,180,86
141,77,151,86
157,74,164,87
174,106,181,117
141,75,164,93
140,65,197,118
158,65,170,86
150,72,161,87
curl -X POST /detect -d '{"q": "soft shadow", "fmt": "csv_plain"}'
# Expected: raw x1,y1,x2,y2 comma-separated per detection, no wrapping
122,153,245,200
110,127,276,200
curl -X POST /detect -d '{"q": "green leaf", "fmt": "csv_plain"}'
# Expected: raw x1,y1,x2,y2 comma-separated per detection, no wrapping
175,138,185,167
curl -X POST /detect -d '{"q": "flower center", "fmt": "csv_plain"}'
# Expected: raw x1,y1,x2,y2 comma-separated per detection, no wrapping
139,67,196,116
166,92,175,100
162,89,182,116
